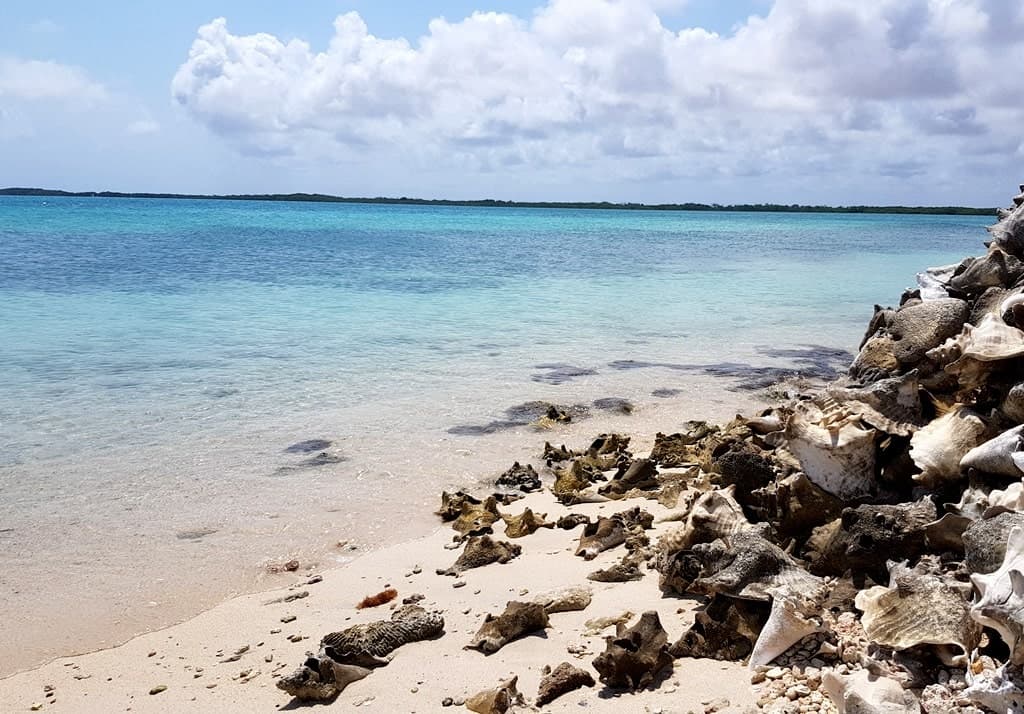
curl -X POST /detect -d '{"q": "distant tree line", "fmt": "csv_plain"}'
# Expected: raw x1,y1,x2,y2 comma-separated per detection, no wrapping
0,187,996,216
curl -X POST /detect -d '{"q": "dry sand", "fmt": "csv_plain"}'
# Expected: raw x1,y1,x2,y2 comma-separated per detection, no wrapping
0,487,756,713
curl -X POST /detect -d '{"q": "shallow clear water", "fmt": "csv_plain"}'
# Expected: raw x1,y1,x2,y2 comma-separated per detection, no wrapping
0,197,990,672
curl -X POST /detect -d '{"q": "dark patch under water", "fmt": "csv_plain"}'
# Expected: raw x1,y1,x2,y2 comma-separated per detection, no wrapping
448,401,591,436
608,345,853,391
531,363,598,385
284,439,334,454
651,388,684,398
592,397,635,414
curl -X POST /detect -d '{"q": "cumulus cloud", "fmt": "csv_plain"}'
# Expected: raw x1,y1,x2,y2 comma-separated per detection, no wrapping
170,0,1024,197
0,57,105,102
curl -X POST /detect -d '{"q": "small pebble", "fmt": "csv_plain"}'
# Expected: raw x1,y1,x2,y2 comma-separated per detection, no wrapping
280,615,296,623
149,685,167,695
441,697,453,707
766,667,786,679
452,581,466,589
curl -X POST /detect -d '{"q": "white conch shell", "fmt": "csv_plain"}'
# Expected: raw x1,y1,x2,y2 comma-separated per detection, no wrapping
917,263,957,300
1000,291,1024,316
971,526,1024,664
1005,382,1024,424
854,561,980,659
961,425,1024,478
988,482,1024,515
826,371,923,437
963,656,1024,713
784,401,877,501
748,585,826,668
822,669,919,714
656,485,749,554
909,406,987,488
959,314,1024,360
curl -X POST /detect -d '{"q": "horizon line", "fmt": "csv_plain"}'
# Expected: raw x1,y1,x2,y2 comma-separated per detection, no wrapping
0,187,997,216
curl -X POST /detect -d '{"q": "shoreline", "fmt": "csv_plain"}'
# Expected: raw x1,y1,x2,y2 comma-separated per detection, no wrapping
0,382,773,679
0,470,759,713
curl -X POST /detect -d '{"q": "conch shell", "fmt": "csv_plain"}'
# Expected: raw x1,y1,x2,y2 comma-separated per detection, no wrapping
960,425,1024,479
971,526,1024,664
854,561,980,661
748,584,828,668
783,401,877,501
909,405,987,488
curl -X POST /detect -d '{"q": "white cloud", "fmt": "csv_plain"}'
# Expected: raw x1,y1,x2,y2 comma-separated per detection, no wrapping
0,57,105,102
170,0,1024,198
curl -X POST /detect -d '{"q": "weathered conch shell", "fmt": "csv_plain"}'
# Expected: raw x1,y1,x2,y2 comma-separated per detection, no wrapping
822,669,920,714
783,401,877,501
948,249,1024,296
465,675,523,714
988,482,1024,515
988,189,1024,258
687,531,824,602
826,371,924,437
437,535,521,576
655,485,749,555
962,656,1024,714
500,508,554,538
854,560,981,662
1003,382,1024,424
592,611,673,691
916,263,957,300
964,511,1024,574
971,526,1024,664
748,584,828,668
669,595,769,661
961,425,1024,479
939,314,1024,390
909,405,987,488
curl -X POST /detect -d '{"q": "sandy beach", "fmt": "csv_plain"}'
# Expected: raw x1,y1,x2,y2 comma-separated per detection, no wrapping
0,485,756,713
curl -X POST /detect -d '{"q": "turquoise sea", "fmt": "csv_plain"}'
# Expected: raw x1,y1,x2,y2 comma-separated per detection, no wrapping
0,196,990,671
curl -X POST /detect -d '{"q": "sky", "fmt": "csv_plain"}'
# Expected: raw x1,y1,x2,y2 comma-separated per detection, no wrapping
1,0,1022,205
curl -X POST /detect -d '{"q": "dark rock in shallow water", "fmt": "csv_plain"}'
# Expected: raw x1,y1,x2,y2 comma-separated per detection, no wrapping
447,421,523,436
531,364,598,385
592,397,635,414
505,401,593,424
448,402,589,436
284,439,333,454
609,346,852,391
299,451,346,467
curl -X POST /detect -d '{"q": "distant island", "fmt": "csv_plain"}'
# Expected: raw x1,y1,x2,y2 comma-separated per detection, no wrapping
0,187,995,215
